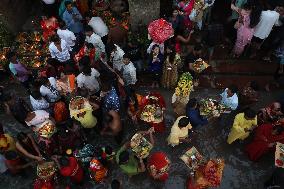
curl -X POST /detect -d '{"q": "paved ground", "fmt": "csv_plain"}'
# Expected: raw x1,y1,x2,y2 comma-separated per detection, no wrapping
0,78,282,189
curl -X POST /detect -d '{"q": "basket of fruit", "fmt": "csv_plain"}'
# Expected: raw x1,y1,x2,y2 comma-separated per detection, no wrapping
37,162,56,180
37,120,56,138
140,104,163,123
180,146,204,171
199,98,226,118
192,58,210,73
130,133,153,158
275,142,284,168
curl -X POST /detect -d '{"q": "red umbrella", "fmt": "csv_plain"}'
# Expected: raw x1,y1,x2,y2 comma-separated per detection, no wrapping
148,19,174,44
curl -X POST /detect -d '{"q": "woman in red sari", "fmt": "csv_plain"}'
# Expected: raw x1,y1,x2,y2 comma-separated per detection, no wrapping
140,93,166,133
54,156,84,184
245,121,284,162
178,0,195,30
147,152,170,181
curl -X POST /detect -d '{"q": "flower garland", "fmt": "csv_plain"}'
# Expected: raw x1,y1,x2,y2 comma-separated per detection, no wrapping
175,72,193,97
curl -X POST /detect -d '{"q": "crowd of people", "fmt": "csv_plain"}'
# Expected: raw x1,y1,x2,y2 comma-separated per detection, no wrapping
0,0,284,188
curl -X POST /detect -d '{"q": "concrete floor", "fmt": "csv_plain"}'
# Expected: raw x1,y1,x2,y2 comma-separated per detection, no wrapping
0,81,282,189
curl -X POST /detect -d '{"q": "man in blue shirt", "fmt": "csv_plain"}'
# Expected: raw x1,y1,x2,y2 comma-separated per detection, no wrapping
62,1,83,34
186,98,208,128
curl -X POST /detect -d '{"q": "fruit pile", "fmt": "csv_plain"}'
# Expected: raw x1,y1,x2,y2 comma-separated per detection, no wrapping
175,72,193,97
131,133,153,158
37,162,56,180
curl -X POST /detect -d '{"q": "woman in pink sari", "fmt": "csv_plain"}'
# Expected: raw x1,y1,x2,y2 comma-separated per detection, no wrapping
231,3,261,57
245,121,284,162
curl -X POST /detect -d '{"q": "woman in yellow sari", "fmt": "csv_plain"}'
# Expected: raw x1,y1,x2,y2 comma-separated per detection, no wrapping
227,108,257,144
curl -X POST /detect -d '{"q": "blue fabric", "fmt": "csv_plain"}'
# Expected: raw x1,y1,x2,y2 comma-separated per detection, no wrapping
62,7,83,34
186,107,208,128
148,53,164,73
103,87,120,113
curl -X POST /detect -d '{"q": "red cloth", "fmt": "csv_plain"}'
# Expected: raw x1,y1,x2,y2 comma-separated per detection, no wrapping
245,124,284,161
40,17,58,41
60,157,84,184
147,152,170,181
34,178,55,189
74,46,96,63
54,101,69,123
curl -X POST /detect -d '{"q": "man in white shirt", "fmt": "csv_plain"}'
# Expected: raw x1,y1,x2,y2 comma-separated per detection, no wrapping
121,53,137,86
85,25,106,54
220,85,239,111
88,16,109,45
108,43,125,71
76,63,101,95
49,35,71,63
57,21,76,48
39,77,60,103
41,0,57,17
254,10,280,40
251,7,283,57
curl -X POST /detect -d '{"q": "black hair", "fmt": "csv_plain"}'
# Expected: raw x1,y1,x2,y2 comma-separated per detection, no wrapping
123,53,131,60
187,98,198,108
178,117,190,127
6,51,16,60
242,3,262,28
85,25,93,33
111,179,121,189
118,151,129,164
105,146,113,155
64,64,76,75
194,44,203,52
30,89,42,100
4,151,18,160
250,81,259,91
39,77,49,86
64,1,72,7
165,43,176,63
50,35,60,43
81,63,92,76
86,43,94,49
59,156,70,166
47,58,60,67
228,84,238,94
100,79,112,92
17,132,28,142
274,125,284,134
58,21,66,29
244,108,256,119
151,44,160,52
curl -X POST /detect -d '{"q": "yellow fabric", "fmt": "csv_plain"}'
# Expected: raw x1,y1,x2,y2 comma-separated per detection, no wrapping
70,102,97,128
227,113,257,144
0,134,16,152
167,116,192,146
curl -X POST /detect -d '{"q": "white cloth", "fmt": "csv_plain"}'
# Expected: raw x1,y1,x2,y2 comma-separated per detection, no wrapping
85,33,105,53
30,95,50,111
122,62,137,85
25,110,50,127
57,29,76,47
254,10,280,39
220,88,238,110
111,44,125,71
77,68,101,94
49,39,71,62
42,0,55,4
88,17,109,37
40,77,60,103
147,42,164,54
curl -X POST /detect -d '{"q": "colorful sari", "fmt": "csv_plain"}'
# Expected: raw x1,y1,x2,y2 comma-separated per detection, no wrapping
245,123,284,161
60,157,84,184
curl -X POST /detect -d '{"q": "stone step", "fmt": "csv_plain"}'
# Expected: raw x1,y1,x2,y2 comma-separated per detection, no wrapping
199,74,274,90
